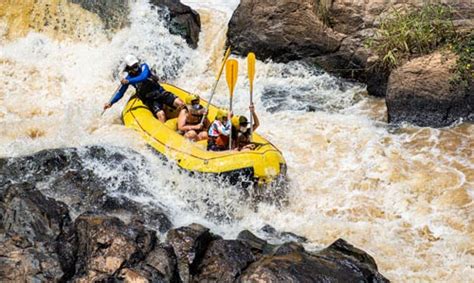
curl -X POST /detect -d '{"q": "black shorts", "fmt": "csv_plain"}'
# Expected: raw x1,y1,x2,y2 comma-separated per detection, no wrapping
142,91,177,114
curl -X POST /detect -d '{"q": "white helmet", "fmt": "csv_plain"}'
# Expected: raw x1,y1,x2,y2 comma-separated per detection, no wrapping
124,54,139,67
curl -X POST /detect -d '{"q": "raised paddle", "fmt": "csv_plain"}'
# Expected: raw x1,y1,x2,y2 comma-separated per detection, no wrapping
225,59,238,150
247,52,256,142
201,47,231,124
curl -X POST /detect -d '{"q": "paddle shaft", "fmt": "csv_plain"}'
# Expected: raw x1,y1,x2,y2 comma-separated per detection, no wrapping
249,85,253,142
229,97,233,150
201,47,231,124
247,52,256,142
225,59,238,151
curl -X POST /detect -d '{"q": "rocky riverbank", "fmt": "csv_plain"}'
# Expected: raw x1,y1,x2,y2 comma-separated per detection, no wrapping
0,146,388,282
227,0,473,127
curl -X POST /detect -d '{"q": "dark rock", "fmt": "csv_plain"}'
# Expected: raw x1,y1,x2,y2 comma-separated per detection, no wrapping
237,230,273,254
227,0,342,62
321,238,378,270
366,64,391,97
69,0,130,30
280,232,307,243
194,239,255,282
114,244,178,282
142,244,179,282
166,223,219,282
260,224,307,243
0,146,172,232
72,213,157,281
151,0,201,48
386,51,473,127
238,238,389,282
260,224,277,235
271,241,305,256
0,183,74,281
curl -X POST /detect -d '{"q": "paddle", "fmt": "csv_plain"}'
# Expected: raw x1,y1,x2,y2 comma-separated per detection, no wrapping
225,59,238,150
247,52,256,142
201,47,231,124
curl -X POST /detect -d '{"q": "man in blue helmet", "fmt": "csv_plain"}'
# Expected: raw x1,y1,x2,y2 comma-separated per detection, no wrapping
103,54,184,122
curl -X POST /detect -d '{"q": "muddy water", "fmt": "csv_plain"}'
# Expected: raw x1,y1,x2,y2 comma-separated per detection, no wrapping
1,0,473,281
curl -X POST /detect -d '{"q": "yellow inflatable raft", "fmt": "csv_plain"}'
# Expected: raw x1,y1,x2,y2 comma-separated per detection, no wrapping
122,84,286,185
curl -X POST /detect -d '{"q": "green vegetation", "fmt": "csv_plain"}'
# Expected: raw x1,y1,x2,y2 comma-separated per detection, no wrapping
448,32,473,85
366,4,472,85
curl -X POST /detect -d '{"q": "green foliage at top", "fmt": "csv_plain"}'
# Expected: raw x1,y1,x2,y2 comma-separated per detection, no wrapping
448,32,473,86
366,4,457,69
366,4,473,87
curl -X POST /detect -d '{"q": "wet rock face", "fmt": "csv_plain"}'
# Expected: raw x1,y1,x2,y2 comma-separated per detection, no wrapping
386,51,473,127
150,0,201,48
0,146,172,232
227,0,388,96
227,0,342,62
69,0,201,48
194,239,256,282
0,183,73,281
240,238,388,283
166,223,220,282
0,147,389,281
72,213,157,281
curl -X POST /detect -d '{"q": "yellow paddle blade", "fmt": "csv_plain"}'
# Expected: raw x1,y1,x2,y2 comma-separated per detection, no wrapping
247,52,256,88
226,59,238,97
215,47,231,81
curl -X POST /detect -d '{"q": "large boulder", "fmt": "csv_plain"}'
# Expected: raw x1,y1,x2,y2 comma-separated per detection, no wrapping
227,0,343,62
151,0,201,48
70,0,201,48
166,223,220,282
238,238,389,282
72,213,157,281
386,51,473,127
194,239,255,282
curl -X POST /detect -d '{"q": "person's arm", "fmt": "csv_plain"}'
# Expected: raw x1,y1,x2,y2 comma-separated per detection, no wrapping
110,84,129,105
127,64,150,84
216,120,231,136
250,104,259,131
177,109,201,131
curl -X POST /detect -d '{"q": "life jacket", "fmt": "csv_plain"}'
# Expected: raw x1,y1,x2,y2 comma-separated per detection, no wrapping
215,135,229,148
236,128,251,148
135,68,164,100
185,105,204,125
208,121,230,150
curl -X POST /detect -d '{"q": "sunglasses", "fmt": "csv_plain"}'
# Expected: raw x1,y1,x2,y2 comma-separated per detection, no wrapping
126,63,140,72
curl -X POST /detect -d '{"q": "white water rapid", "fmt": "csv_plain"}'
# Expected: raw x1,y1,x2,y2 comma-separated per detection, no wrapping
0,1,472,281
